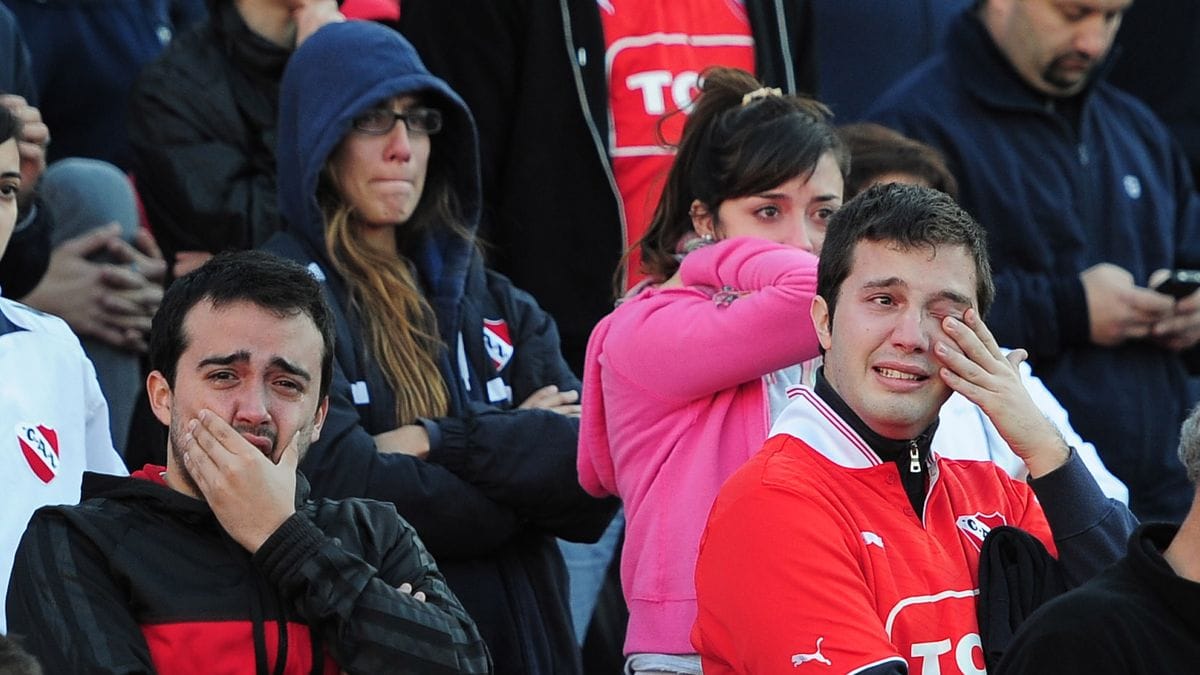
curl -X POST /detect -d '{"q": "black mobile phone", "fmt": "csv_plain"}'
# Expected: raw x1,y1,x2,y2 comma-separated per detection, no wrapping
1154,269,1200,299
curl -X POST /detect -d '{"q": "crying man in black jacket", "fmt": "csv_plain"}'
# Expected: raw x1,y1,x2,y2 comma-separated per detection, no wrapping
5,250,492,675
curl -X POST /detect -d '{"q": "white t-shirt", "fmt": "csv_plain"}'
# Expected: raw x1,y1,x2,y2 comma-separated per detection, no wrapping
0,294,127,633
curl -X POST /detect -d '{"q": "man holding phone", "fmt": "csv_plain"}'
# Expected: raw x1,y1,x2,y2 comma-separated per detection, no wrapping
868,0,1200,521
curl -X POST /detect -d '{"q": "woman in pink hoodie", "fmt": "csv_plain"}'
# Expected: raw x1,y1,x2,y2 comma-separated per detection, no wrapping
578,67,849,674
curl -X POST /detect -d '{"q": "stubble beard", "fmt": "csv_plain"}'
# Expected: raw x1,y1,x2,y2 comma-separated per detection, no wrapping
1042,52,1095,96
167,415,203,499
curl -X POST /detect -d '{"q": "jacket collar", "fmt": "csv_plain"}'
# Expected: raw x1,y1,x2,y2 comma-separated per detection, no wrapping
84,464,313,514
947,8,1111,115
814,369,938,466
0,297,27,338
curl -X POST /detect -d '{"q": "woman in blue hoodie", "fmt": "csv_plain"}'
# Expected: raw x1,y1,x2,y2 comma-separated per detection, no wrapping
262,21,616,675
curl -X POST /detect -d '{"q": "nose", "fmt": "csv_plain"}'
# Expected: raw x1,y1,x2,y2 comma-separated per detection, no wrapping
230,380,272,429
383,122,413,162
1074,15,1114,60
783,217,815,253
890,308,933,354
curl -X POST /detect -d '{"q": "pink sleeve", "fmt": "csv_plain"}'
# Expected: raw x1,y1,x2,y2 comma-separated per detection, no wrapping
578,317,617,497
603,237,821,402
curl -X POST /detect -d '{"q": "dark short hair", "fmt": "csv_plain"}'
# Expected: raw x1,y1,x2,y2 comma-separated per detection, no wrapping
148,250,335,401
818,182,994,319
838,123,959,201
0,107,19,145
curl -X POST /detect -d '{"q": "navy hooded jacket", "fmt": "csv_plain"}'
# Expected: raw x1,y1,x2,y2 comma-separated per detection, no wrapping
262,21,617,675
867,9,1200,522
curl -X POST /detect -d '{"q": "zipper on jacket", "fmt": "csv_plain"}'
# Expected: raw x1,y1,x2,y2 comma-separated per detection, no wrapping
908,440,921,473
559,0,630,290
772,0,796,92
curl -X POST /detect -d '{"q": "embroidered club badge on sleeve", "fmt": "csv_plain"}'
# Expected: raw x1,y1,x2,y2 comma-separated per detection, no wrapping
16,423,60,484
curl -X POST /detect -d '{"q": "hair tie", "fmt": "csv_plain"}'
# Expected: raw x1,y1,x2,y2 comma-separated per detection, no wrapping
741,87,782,106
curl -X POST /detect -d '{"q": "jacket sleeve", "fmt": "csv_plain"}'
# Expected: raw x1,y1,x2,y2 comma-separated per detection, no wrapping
128,53,280,259
1025,450,1138,587
256,509,492,674
6,510,156,674
693,445,910,674
1166,129,1200,353
301,361,523,562
426,271,618,544
430,406,618,543
603,237,821,402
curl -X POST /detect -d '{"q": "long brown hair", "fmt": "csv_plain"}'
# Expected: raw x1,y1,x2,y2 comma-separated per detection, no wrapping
320,141,470,424
626,67,849,292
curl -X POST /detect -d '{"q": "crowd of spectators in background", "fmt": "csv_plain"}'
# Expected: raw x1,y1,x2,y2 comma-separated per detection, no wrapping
2,0,1200,673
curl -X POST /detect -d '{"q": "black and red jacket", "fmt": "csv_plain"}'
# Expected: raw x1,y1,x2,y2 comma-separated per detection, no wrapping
6,467,492,674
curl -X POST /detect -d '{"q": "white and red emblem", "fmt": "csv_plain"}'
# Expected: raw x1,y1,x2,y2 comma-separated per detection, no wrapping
482,318,514,371
17,423,60,484
955,511,1007,552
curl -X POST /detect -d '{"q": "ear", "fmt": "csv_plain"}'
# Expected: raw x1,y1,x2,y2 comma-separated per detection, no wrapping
146,371,174,427
811,295,834,352
310,396,330,444
690,199,714,239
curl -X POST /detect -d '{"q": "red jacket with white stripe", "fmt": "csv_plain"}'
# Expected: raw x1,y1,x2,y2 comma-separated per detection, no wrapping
693,385,1133,675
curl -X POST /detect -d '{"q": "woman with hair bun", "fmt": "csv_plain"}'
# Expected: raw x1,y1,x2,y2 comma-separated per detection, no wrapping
578,67,848,673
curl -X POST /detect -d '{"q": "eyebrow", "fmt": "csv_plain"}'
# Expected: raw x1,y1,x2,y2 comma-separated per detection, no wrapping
269,356,312,382
197,351,312,382
750,191,841,203
862,277,974,307
1,171,19,180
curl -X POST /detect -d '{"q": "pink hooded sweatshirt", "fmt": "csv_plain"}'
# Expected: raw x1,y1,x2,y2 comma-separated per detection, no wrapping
578,237,821,655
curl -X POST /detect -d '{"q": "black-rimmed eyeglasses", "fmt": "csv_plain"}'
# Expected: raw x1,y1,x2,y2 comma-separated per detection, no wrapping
352,107,443,136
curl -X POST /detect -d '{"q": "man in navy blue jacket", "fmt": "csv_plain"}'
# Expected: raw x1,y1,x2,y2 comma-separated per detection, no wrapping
868,0,1200,522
